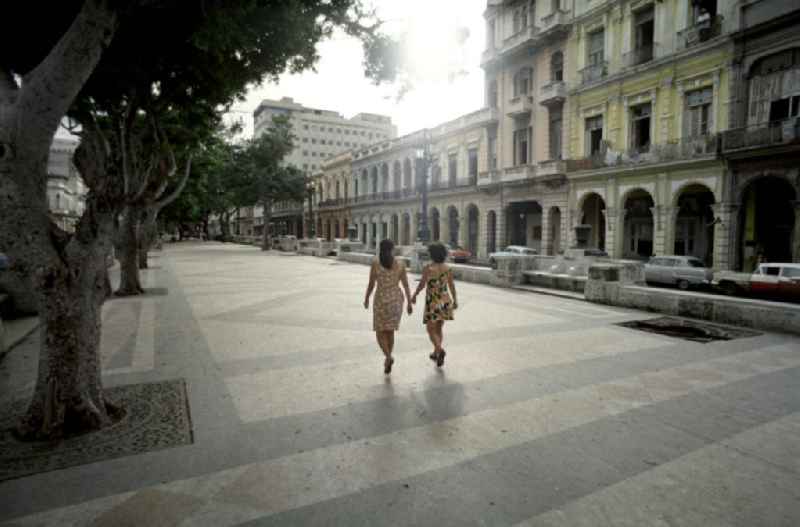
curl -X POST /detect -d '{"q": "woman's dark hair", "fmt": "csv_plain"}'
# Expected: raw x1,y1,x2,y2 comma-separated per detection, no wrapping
428,242,447,263
379,239,395,269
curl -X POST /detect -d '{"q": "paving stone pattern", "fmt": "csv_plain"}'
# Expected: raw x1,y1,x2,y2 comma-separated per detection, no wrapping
0,242,799,526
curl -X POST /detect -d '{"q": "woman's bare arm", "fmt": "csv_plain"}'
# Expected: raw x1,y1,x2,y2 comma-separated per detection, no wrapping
364,261,377,309
447,269,457,308
411,266,428,304
400,264,413,314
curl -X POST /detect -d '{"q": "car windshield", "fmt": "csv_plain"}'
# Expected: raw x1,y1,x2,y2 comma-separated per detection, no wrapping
686,259,705,268
782,267,800,278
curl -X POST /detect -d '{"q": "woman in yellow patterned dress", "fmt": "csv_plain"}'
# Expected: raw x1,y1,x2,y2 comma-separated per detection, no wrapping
411,243,457,367
364,239,413,373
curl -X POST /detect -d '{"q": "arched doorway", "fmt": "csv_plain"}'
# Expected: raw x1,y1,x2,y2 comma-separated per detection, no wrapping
507,201,542,250
401,213,411,245
487,211,497,254
391,214,399,243
431,208,441,241
467,205,480,255
549,207,561,255
738,176,797,271
334,220,340,239
674,184,715,266
580,193,606,250
447,207,460,247
622,189,654,259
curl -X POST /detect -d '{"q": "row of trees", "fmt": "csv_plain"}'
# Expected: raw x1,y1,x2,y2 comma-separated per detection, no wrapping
0,0,398,440
160,117,307,252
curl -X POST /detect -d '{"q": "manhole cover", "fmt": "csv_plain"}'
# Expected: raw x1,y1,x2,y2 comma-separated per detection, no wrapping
616,317,760,343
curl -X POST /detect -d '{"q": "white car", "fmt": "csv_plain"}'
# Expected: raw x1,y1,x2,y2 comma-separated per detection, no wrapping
645,255,713,290
488,245,538,269
716,263,800,301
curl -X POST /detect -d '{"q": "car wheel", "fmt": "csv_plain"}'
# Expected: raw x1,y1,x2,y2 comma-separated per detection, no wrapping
677,279,690,291
719,281,738,296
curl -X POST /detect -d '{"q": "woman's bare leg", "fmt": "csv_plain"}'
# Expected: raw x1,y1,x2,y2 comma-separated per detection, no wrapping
375,331,388,357
426,322,442,353
436,321,445,350
386,331,395,356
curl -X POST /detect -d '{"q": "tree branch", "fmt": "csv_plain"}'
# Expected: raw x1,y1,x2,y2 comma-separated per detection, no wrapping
18,0,119,151
156,152,193,211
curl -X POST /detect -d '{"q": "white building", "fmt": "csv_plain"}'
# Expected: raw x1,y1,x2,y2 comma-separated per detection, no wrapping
47,137,86,232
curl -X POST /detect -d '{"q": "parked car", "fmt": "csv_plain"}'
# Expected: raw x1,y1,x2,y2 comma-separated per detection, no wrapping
748,263,800,301
488,245,538,269
444,244,472,263
645,255,713,290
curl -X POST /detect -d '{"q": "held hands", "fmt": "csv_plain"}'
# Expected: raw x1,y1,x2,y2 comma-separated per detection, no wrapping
407,303,413,315
411,293,417,305
363,298,369,310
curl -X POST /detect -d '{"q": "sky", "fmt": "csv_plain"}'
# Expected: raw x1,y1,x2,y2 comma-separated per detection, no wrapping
227,0,487,139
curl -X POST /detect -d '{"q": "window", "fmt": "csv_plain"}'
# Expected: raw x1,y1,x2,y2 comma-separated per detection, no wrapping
302,137,308,143
782,267,800,278
764,266,780,276
551,51,563,82
633,6,655,64
630,103,652,152
585,115,603,156
513,3,528,34
303,124,309,130
320,139,326,145
769,95,800,122
312,139,317,144
587,29,604,67
468,148,478,180
312,152,317,157
488,80,498,108
303,150,309,156
345,130,350,135
686,87,712,137
312,164,317,169
513,125,530,165
513,67,533,96
337,128,341,133
448,154,458,187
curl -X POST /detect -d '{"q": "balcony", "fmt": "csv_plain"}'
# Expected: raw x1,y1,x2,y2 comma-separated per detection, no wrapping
622,43,656,68
566,135,719,172
539,81,567,106
677,15,723,49
503,164,537,183
506,95,534,117
721,119,800,154
481,46,498,66
579,61,607,85
500,25,541,58
537,159,566,177
540,9,571,38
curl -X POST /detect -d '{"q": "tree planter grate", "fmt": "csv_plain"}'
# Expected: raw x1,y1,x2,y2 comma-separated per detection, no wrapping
616,317,760,343
0,378,193,482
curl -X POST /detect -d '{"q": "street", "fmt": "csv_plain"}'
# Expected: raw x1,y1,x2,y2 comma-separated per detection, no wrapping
1,242,800,526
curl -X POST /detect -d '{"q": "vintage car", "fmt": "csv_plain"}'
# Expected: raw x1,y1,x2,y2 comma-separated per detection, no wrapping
645,255,713,290
488,245,538,269
444,244,472,263
715,263,800,301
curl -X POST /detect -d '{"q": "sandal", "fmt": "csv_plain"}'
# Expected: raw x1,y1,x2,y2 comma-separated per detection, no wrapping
384,357,395,374
436,350,446,367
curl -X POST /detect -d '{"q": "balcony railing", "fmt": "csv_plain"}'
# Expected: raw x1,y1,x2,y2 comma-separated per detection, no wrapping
540,9,571,35
352,188,417,205
622,43,656,67
721,119,800,153
579,61,607,85
503,164,537,182
507,95,534,116
677,15,723,49
539,81,567,106
537,159,566,177
567,135,718,171
501,25,540,56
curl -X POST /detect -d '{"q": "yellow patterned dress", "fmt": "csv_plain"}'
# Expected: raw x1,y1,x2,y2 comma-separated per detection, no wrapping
373,260,405,331
423,267,454,324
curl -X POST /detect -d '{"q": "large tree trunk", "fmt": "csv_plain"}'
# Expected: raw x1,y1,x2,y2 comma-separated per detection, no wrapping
261,199,272,251
116,205,144,296
16,224,122,440
138,207,158,269
220,212,231,241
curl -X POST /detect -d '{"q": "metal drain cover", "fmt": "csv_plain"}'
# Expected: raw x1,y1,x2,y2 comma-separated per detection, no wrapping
616,317,760,343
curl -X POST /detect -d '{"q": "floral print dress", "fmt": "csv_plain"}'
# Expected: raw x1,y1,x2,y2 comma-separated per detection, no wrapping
373,260,405,331
423,267,454,324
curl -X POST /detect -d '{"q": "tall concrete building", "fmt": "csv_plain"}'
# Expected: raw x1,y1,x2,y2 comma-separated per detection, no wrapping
238,98,397,237
253,97,396,175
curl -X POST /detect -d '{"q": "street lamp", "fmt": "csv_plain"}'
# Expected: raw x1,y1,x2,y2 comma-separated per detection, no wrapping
414,129,433,243
305,177,316,239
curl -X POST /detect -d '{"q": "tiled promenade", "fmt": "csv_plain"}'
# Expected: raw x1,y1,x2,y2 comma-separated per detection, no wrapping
1,242,799,526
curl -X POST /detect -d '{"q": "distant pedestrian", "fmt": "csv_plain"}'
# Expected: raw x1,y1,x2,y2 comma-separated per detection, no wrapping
364,239,413,374
411,242,458,367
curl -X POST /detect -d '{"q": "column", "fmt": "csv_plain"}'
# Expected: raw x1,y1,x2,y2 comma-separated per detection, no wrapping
711,202,738,271
658,206,678,258
604,207,620,259
496,207,508,250
541,208,552,256
457,207,468,249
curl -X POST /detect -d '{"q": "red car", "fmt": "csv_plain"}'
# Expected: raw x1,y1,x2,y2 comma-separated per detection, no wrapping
446,245,472,263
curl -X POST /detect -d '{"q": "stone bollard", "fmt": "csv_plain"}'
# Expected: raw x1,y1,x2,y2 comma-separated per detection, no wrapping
585,261,645,304
491,255,538,287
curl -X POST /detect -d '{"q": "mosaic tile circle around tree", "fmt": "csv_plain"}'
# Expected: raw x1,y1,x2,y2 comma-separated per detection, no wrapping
0,379,193,482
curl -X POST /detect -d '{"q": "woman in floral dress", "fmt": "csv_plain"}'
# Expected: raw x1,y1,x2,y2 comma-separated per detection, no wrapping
411,242,457,367
364,239,413,373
